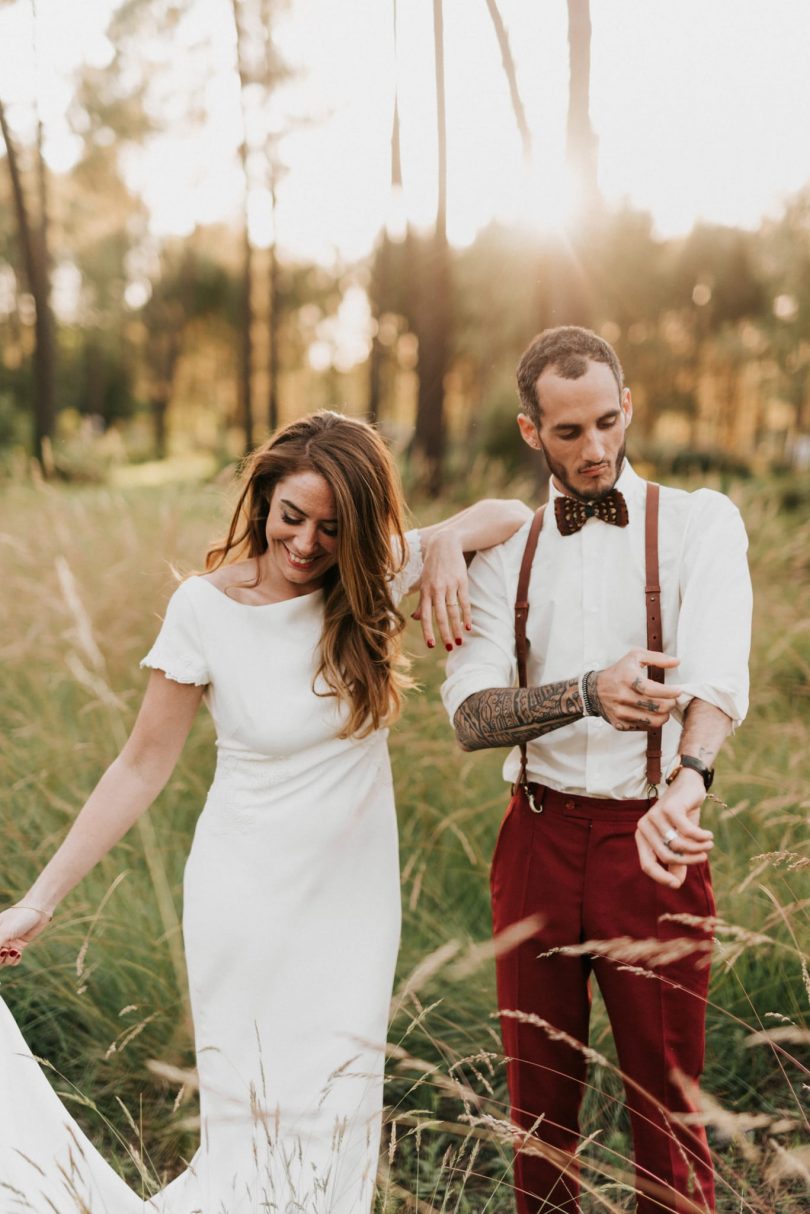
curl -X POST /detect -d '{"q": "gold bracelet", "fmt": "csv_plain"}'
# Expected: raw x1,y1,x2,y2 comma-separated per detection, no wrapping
13,904,54,922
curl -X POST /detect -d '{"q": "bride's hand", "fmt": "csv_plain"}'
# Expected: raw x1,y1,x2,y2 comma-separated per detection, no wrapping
410,532,472,651
0,906,51,967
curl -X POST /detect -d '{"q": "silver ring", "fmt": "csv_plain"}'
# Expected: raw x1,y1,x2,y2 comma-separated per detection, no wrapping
662,827,678,846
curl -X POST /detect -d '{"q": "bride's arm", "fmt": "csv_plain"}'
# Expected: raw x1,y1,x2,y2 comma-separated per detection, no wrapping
412,498,531,651
0,672,203,965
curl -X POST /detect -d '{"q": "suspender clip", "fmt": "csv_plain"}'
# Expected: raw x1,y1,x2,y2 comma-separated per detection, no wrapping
526,782,544,814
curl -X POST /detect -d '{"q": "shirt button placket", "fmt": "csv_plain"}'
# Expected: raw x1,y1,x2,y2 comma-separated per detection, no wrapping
582,521,603,794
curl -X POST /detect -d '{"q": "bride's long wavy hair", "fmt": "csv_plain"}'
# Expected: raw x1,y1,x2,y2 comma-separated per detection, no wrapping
205,411,412,738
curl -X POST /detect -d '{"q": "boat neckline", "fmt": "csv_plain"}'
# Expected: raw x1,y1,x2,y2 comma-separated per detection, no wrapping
191,574,323,610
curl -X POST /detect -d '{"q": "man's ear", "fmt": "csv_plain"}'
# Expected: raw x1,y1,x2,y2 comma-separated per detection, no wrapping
517,413,542,449
621,387,633,427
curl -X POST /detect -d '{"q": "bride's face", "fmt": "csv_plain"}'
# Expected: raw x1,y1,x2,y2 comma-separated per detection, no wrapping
263,470,339,592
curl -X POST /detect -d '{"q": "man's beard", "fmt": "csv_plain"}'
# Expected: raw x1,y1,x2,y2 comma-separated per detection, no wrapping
541,439,627,502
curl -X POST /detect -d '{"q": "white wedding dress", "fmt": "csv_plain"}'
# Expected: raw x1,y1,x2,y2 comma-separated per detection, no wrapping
0,534,421,1214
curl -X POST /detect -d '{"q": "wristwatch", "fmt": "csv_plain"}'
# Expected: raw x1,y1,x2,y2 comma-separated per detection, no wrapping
666,754,714,791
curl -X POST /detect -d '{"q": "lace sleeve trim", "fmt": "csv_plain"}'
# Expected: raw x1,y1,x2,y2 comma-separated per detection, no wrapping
139,657,209,687
390,528,422,602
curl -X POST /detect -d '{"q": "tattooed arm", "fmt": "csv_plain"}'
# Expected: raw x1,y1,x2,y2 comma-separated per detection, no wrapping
454,679,583,751
453,645,687,752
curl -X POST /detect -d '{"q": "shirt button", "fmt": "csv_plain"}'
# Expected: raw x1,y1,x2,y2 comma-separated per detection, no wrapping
565,799,576,810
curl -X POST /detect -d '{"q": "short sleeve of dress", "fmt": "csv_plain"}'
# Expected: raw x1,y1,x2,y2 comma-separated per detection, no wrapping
389,529,423,605
140,580,210,686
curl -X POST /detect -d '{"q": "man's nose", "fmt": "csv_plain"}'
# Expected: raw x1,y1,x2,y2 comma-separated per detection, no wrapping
581,430,607,463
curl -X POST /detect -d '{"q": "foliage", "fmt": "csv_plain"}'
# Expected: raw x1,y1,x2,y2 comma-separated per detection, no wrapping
0,470,807,1211
1,0,810,475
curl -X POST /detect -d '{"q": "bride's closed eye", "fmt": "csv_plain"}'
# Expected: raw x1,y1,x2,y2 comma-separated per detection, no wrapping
281,512,337,538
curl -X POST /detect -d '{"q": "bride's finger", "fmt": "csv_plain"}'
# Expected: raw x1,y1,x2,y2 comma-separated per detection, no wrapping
458,581,472,633
415,591,436,648
432,593,453,652
446,598,463,645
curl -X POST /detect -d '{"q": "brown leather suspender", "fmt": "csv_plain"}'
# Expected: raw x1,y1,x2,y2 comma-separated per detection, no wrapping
513,483,663,800
515,506,546,797
644,483,663,791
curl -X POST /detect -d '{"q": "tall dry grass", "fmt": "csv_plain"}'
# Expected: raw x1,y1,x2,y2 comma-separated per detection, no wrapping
0,471,807,1211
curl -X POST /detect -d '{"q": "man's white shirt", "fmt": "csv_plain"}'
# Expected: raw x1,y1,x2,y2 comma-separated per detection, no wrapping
441,461,752,799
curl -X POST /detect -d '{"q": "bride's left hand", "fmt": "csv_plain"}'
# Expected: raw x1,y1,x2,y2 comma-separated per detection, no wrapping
411,532,471,651
0,906,50,967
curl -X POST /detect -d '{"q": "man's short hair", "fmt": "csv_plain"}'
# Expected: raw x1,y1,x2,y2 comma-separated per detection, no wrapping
516,326,624,426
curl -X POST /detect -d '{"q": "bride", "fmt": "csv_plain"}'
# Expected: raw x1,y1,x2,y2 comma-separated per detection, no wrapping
0,411,528,1214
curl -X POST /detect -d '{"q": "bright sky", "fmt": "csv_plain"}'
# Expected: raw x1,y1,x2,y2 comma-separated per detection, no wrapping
2,0,810,265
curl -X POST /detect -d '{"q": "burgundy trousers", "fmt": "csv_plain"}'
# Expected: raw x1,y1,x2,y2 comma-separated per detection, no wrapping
491,784,716,1214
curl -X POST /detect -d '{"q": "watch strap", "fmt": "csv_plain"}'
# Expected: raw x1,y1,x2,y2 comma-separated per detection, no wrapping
677,753,715,791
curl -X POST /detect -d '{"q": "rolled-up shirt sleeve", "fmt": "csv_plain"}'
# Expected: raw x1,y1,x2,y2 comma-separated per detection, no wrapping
440,542,518,725
674,490,752,725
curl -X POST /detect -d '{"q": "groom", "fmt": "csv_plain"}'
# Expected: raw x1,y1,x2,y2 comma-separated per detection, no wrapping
442,326,752,1213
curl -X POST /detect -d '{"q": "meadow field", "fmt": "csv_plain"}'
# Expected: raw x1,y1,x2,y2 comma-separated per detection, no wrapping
0,469,807,1212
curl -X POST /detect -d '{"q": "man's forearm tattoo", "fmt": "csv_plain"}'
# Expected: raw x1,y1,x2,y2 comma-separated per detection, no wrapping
454,679,583,751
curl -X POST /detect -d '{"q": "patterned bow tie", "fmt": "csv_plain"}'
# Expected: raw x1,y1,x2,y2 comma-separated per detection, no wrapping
554,488,629,536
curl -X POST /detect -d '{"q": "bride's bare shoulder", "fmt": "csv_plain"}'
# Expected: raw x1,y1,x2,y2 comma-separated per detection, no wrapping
200,560,257,592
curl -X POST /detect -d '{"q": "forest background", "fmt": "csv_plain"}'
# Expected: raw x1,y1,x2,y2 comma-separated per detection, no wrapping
1,1,808,1211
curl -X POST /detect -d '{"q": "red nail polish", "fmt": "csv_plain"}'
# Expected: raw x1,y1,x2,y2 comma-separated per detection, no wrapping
445,643,453,652
427,640,435,649
455,637,462,646
465,623,472,631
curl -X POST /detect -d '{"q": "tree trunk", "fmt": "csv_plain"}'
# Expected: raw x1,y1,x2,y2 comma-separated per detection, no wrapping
368,237,388,427
369,0,405,427
0,97,56,470
566,0,598,214
368,0,405,427
546,0,599,327
240,227,254,451
433,0,447,249
485,0,531,163
267,195,280,434
267,255,279,435
231,0,255,453
151,393,169,460
412,0,450,496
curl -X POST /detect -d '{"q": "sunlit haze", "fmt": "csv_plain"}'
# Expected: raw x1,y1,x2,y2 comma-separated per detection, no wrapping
2,0,810,264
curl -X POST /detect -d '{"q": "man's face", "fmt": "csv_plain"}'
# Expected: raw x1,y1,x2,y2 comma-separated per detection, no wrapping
517,360,632,501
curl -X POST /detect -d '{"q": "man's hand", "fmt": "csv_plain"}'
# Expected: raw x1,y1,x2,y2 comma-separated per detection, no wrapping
592,649,681,731
635,768,713,888
411,532,472,651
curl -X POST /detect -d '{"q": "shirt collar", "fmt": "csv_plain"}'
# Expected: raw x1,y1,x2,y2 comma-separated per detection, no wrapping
548,458,646,507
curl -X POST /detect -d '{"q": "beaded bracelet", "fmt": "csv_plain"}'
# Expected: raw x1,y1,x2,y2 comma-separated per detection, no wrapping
577,671,591,716
580,670,598,717
582,670,602,719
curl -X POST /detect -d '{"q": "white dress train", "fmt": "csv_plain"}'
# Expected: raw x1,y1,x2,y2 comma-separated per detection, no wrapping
0,534,421,1213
